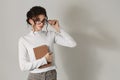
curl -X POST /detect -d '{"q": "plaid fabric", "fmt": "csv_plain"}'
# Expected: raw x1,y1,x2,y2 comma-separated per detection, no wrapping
27,69,57,80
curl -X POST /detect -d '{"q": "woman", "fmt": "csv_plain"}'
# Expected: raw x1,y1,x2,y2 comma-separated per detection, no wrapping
18,6,76,80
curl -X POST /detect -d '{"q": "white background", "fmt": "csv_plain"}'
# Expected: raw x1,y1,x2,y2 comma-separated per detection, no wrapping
0,0,120,80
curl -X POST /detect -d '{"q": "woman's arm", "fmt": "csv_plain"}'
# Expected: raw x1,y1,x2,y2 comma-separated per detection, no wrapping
48,20,77,47
18,37,47,71
54,28,77,47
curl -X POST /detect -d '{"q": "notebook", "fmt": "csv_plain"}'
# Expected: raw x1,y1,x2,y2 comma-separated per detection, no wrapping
33,45,52,69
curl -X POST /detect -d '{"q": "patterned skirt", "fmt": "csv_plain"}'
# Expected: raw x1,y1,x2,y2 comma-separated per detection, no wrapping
27,69,57,80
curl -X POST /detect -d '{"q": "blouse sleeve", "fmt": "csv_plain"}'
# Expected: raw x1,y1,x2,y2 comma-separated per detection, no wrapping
54,28,77,47
18,37,47,71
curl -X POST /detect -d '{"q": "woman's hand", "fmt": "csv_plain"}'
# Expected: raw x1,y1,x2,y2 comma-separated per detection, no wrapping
48,20,60,32
44,52,53,63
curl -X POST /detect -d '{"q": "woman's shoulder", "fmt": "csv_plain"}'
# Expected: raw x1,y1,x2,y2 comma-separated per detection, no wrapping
18,36,25,43
18,33,29,42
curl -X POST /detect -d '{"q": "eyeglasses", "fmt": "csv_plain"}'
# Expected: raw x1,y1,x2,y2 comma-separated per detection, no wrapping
32,18,48,25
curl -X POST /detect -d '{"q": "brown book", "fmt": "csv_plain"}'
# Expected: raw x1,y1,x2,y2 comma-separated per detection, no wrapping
33,45,52,69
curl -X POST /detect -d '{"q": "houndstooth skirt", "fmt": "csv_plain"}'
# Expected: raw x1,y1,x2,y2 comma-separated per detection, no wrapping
27,69,57,80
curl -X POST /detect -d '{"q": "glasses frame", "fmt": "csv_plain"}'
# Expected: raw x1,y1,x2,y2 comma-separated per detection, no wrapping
31,17,49,33
32,18,48,25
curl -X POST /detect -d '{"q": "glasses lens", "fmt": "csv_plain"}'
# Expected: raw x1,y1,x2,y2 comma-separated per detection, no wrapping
32,17,48,25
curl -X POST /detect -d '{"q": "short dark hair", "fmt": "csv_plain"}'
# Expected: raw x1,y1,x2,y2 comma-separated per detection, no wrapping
26,6,48,25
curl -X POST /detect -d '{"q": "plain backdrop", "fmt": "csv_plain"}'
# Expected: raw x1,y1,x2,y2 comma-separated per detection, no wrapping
0,0,120,80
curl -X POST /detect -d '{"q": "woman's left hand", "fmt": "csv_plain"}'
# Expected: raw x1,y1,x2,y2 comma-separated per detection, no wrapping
48,20,60,32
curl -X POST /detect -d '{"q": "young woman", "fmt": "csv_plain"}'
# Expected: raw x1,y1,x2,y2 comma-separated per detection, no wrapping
18,6,76,80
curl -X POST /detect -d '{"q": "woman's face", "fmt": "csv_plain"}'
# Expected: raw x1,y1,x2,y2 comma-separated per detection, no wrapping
30,14,47,31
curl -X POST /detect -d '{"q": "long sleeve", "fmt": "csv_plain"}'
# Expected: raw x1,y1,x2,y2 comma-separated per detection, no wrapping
54,28,77,47
18,37,47,71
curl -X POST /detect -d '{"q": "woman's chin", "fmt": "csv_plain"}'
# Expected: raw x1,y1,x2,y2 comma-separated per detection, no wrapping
36,26,44,31
39,26,44,28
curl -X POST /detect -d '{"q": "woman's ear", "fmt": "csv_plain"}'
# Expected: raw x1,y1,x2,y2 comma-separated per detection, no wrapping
29,19,34,25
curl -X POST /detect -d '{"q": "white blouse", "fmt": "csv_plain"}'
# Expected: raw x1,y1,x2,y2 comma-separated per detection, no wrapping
18,28,76,73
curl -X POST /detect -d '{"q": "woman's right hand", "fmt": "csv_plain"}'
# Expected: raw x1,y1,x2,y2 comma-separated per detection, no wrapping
44,52,53,63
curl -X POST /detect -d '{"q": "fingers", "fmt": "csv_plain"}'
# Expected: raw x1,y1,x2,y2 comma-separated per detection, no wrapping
48,20,58,25
48,19,60,32
45,52,53,63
